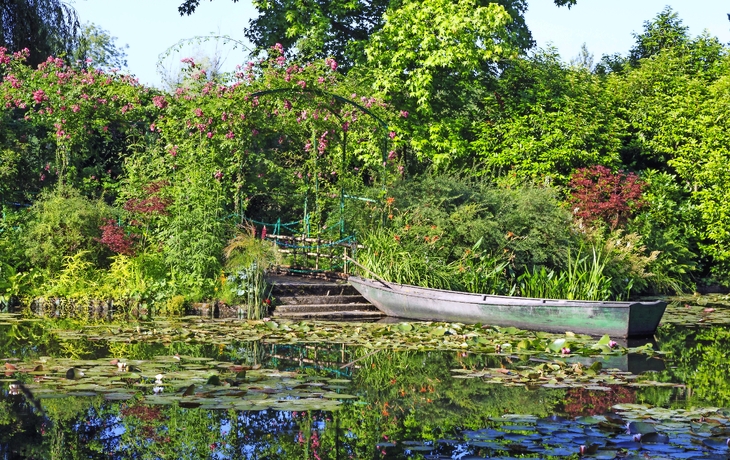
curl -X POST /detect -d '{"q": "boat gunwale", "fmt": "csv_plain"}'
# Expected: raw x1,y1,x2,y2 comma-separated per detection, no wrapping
347,276,666,310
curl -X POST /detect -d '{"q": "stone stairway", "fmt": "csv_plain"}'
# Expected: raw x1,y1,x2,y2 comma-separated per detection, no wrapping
268,274,384,320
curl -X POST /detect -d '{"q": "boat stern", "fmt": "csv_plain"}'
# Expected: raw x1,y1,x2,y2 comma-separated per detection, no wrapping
627,300,667,337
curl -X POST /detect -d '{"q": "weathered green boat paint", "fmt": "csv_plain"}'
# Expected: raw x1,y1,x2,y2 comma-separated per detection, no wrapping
348,276,667,338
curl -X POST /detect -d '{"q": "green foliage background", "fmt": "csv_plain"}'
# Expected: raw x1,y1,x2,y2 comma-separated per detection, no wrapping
2,3,730,312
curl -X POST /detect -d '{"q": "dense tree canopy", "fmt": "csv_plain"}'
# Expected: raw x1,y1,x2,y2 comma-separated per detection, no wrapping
0,0,79,68
178,0,572,67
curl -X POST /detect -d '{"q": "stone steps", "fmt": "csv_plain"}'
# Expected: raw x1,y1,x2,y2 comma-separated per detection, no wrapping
273,310,386,320
267,274,383,320
276,294,366,306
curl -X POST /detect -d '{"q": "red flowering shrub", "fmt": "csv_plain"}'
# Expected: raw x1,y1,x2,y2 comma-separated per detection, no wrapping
568,165,646,229
122,180,171,216
97,219,138,256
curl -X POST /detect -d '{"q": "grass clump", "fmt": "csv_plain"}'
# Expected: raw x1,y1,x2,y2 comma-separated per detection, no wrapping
222,226,281,319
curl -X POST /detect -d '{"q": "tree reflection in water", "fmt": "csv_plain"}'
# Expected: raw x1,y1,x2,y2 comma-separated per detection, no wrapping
2,319,730,458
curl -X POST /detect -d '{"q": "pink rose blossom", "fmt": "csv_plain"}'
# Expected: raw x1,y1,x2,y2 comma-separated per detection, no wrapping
32,89,48,103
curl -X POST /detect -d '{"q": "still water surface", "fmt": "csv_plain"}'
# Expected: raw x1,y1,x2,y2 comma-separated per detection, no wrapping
1,299,730,459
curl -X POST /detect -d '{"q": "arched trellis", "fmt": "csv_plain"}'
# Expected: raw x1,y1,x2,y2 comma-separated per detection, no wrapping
248,88,391,238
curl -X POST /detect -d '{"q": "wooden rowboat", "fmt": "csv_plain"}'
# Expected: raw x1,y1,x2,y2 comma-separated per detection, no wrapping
347,276,667,338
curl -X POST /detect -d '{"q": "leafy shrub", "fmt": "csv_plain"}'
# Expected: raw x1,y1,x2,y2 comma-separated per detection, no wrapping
41,251,101,301
0,207,32,305
160,295,187,317
626,170,698,293
97,219,138,256
379,174,577,272
99,250,169,310
22,185,113,273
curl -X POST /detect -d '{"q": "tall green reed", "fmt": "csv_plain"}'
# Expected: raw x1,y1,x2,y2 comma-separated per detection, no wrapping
357,230,512,294
517,246,614,301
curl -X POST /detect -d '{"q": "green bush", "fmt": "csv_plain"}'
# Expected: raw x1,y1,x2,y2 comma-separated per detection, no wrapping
379,174,577,272
21,185,113,273
626,170,699,293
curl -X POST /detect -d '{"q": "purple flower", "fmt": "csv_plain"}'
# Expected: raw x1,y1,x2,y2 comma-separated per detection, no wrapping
561,347,571,355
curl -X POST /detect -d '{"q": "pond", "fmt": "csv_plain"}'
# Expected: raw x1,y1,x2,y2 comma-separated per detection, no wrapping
2,297,730,459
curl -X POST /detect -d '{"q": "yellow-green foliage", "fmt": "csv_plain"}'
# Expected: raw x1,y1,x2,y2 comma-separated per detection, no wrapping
42,251,100,301
159,295,187,317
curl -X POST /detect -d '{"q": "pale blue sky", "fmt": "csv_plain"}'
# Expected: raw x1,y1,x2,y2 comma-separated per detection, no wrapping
71,0,730,87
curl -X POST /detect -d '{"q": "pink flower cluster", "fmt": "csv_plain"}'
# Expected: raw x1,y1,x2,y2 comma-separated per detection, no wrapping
318,131,329,154
0,47,11,65
152,95,168,109
5,74,21,89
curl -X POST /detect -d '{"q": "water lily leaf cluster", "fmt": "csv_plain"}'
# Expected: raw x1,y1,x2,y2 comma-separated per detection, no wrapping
46,318,654,360
1,353,353,411
451,360,678,390
663,298,730,327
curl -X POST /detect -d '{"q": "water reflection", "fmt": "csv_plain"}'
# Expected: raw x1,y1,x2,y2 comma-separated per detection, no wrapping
1,317,730,459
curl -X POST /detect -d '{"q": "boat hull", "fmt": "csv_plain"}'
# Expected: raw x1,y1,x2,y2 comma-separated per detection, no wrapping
348,276,666,338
